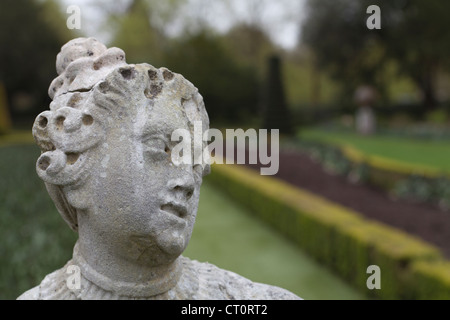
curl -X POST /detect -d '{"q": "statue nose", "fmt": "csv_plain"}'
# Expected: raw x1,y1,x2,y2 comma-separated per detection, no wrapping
168,175,195,200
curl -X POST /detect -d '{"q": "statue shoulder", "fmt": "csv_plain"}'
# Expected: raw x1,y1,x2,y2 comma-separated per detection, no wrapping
17,286,40,300
185,258,302,300
16,264,76,300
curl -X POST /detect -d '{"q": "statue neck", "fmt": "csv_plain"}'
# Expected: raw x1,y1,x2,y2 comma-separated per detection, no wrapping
72,241,183,298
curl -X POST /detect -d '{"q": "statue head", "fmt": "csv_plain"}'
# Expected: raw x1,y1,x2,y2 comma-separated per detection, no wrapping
32,38,210,267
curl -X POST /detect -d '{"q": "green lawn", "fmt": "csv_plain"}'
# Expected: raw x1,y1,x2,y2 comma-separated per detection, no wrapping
0,144,364,300
300,128,450,172
0,145,78,300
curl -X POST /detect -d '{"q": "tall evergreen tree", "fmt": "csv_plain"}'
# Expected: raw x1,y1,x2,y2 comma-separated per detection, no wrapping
262,55,293,134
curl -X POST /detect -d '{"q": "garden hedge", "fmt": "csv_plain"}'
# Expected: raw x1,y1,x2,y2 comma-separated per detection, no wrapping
207,164,450,300
340,144,450,188
0,131,34,147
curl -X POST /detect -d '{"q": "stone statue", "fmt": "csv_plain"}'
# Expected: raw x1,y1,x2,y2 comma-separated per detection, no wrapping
18,38,300,300
354,85,377,136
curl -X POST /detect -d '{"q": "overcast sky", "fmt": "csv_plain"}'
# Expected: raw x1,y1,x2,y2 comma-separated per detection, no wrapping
59,0,306,49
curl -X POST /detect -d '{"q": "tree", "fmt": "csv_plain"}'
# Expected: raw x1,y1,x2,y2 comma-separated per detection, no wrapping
223,23,275,79
0,83,11,134
106,0,185,66
302,0,450,110
0,0,74,124
163,31,260,124
382,0,450,109
302,0,387,106
110,0,163,65
262,55,293,134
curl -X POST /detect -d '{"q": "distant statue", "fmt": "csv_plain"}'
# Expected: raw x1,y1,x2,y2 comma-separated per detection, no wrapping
354,85,377,135
17,38,300,300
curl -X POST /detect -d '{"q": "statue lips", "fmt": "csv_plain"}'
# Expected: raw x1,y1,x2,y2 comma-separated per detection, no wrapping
160,202,188,221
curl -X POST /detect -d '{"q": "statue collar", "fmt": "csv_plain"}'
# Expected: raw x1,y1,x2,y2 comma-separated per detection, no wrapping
71,241,183,298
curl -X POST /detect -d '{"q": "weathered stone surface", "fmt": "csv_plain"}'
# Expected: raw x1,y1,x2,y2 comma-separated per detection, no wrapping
18,38,301,300
18,243,298,300
354,85,377,135
355,105,376,136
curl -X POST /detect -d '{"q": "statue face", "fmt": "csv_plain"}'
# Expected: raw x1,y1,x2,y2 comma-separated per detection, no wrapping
32,38,210,270
81,99,203,266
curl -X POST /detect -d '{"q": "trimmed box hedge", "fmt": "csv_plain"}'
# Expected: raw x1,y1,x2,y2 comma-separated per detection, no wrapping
340,144,445,179
340,144,450,193
0,131,34,147
408,261,450,300
207,164,450,299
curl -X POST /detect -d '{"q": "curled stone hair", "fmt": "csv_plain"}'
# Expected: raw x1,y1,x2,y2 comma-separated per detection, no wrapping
32,38,210,231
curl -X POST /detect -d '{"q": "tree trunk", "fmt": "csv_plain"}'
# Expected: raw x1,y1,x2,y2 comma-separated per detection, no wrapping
419,60,438,111
0,82,12,134
310,61,321,108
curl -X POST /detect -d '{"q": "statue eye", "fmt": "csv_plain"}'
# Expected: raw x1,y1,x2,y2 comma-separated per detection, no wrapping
142,136,170,160
154,139,167,151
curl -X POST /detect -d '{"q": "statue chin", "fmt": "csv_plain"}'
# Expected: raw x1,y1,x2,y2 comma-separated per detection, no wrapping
156,230,189,258
127,230,189,266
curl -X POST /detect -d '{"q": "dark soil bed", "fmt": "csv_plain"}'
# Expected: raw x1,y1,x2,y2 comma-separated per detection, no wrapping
244,148,450,258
